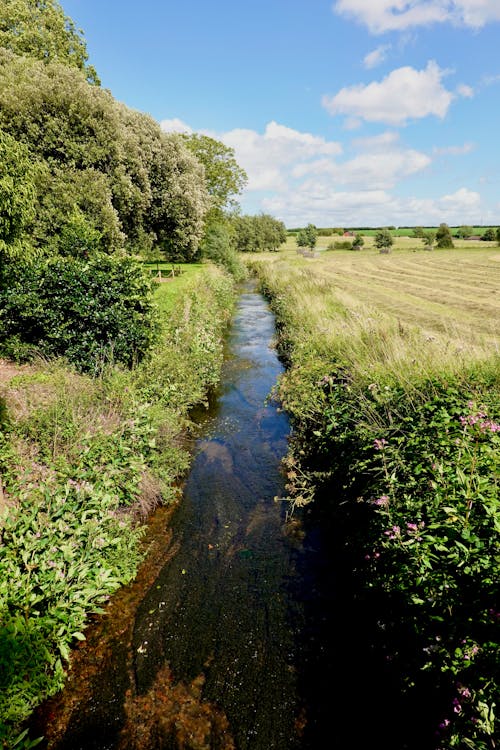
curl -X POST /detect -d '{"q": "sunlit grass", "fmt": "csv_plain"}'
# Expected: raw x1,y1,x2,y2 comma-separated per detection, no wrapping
248,245,500,384
147,262,205,316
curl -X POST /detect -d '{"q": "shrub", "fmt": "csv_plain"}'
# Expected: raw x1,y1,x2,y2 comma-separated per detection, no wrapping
0,254,159,373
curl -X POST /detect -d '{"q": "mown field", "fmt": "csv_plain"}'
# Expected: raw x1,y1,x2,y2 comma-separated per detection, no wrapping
278,242,499,353
247,245,499,749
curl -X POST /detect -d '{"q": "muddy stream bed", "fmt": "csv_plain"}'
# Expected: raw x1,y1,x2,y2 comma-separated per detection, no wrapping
31,282,419,750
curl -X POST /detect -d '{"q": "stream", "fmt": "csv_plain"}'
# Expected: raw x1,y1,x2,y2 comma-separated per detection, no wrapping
31,282,426,750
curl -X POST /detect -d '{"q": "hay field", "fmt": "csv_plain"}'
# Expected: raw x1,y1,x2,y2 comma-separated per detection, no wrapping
251,244,500,377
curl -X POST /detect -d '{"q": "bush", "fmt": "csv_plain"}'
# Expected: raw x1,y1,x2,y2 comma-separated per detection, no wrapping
328,240,352,250
0,254,159,373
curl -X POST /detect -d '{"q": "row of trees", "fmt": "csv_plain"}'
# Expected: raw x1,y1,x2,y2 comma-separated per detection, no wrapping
0,0,280,373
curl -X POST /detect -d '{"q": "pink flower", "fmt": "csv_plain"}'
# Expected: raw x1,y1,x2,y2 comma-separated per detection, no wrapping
374,438,388,450
373,495,389,507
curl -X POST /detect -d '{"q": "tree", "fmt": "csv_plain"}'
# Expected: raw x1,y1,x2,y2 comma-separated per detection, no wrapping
497,227,500,246
352,233,364,250
375,228,393,252
296,229,307,249
481,227,496,241
181,133,247,222
435,223,454,248
412,226,425,238
456,225,474,239
303,224,317,251
422,231,435,250
0,0,99,83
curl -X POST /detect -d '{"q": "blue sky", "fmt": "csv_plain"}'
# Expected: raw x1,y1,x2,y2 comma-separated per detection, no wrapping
63,0,500,228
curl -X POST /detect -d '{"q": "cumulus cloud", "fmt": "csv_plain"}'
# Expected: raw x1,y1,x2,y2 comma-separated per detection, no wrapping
364,44,391,68
262,184,483,227
333,1,500,33
158,116,485,226
322,61,454,125
216,121,343,191
291,148,431,190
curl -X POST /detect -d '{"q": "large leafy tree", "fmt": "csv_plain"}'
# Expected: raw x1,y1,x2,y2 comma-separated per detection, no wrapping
181,133,247,222
0,0,99,82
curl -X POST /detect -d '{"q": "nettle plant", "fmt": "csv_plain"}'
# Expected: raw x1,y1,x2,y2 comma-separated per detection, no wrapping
367,392,499,748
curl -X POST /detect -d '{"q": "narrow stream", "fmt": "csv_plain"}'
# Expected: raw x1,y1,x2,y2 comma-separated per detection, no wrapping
32,282,433,750
34,282,305,749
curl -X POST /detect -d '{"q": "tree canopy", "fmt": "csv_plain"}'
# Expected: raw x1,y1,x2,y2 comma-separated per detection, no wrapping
0,0,99,82
181,133,247,221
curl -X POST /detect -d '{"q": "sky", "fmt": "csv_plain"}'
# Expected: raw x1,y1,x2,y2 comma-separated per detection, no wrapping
62,0,500,228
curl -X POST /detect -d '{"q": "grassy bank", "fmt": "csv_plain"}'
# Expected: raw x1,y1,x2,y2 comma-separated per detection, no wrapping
247,247,499,749
0,263,236,747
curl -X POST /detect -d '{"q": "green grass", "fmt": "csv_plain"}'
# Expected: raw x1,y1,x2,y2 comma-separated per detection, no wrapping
146,262,205,315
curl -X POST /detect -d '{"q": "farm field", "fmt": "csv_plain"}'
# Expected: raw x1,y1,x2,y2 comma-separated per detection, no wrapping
272,242,499,359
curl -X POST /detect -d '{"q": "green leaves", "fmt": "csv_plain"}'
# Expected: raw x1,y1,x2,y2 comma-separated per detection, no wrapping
0,254,160,373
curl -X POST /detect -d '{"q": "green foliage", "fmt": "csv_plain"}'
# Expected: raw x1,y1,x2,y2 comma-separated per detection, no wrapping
0,255,159,373
497,227,500,246
352,233,364,250
0,0,99,83
199,220,246,280
55,207,103,258
422,230,436,249
436,223,455,248
0,265,235,743
456,225,474,239
374,228,394,251
0,128,36,264
0,51,211,260
296,224,317,251
181,133,247,221
481,227,496,241
412,226,425,238
327,240,352,250
232,213,286,252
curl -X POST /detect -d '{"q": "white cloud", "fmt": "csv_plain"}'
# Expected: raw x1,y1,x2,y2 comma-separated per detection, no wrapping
322,61,454,125
333,1,500,33
433,142,475,155
291,148,431,190
160,117,193,134
456,83,474,97
218,121,343,191
158,117,487,227
262,184,483,227
364,44,391,68
439,186,481,209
